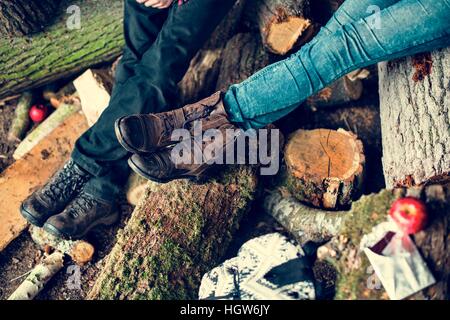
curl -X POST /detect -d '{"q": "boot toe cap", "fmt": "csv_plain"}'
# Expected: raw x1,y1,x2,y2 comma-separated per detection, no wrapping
116,116,146,152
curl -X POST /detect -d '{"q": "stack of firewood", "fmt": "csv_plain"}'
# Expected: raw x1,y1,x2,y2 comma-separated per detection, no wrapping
0,0,448,300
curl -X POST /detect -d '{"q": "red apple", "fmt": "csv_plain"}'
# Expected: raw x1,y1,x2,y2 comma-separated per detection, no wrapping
389,197,428,234
29,104,48,123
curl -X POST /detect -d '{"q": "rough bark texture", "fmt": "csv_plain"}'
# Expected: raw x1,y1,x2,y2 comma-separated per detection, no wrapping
216,33,270,92
379,48,450,188
249,0,313,55
88,166,258,300
0,0,124,99
283,129,365,209
306,75,363,109
263,188,346,245
0,0,61,37
320,184,450,300
7,91,33,142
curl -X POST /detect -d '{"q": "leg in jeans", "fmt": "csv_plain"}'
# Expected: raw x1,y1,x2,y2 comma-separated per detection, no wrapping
224,0,450,130
71,0,236,199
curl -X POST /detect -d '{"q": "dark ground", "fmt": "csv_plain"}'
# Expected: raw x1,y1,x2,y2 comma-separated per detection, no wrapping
0,70,382,300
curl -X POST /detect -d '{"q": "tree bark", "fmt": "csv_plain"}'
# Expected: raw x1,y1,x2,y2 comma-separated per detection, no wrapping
379,48,450,188
216,33,270,92
283,129,365,209
88,166,258,300
248,0,313,55
0,0,61,37
7,92,33,142
0,0,124,99
263,188,346,245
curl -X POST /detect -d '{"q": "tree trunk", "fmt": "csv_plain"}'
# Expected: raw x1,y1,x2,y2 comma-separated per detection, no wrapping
0,0,61,37
320,184,450,300
0,0,124,99
88,166,258,300
249,0,313,55
379,48,450,188
283,129,365,209
216,33,270,91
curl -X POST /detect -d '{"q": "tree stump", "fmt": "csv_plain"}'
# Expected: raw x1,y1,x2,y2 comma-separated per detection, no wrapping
0,0,61,37
379,48,450,188
88,166,258,300
283,129,365,209
250,0,314,55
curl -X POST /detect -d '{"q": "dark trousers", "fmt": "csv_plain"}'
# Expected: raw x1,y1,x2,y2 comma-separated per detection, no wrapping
71,0,235,200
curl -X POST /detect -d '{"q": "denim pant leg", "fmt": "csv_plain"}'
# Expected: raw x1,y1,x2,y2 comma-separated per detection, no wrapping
224,0,450,129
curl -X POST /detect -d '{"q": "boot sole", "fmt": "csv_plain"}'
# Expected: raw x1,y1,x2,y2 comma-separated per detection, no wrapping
20,203,46,227
43,211,120,240
127,157,209,184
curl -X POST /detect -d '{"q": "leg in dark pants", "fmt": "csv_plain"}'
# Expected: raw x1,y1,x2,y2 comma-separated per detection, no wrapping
71,0,236,200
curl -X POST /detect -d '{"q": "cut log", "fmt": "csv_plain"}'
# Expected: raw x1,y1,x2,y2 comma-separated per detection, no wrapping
250,0,313,55
306,74,364,109
177,49,223,106
29,226,95,265
320,183,450,300
263,188,346,245
73,69,113,126
0,0,124,99
88,166,258,300
0,113,88,253
13,101,81,160
283,128,365,209
8,252,64,300
379,48,450,188
0,0,61,37
7,92,33,142
125,172,149,207
216,33,271,91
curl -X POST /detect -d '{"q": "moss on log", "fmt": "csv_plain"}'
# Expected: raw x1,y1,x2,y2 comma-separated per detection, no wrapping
88,166,258,300
321,184,450,300
0,0,124,99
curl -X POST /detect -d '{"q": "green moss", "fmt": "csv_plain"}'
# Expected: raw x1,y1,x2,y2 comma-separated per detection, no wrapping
334,189,397,300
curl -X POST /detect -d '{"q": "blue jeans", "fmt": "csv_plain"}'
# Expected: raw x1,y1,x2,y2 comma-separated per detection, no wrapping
224,0,450,129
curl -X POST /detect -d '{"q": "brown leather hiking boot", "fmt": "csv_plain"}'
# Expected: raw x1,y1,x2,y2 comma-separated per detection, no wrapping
115,91,226,154
128,115,238,183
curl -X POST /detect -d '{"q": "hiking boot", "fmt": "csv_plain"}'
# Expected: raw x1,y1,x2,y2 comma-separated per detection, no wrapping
43,191,119,239
128,115,237,183
115,91,227,154
20,159,92,227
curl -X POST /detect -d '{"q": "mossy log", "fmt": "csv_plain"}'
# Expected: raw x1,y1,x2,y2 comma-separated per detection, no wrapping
0,0,124,99
283,129,365,209
320,184,450,300
7,91,33,142
88,166,258,300
263,188,346,245
215,33,270,92
0,0,61,37
379,48,450,188
249,0,314,55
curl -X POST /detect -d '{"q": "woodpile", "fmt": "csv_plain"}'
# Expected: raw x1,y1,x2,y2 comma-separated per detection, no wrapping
0,0,448,301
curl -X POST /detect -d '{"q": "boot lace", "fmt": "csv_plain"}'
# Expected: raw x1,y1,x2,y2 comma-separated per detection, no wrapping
67,192,96,219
